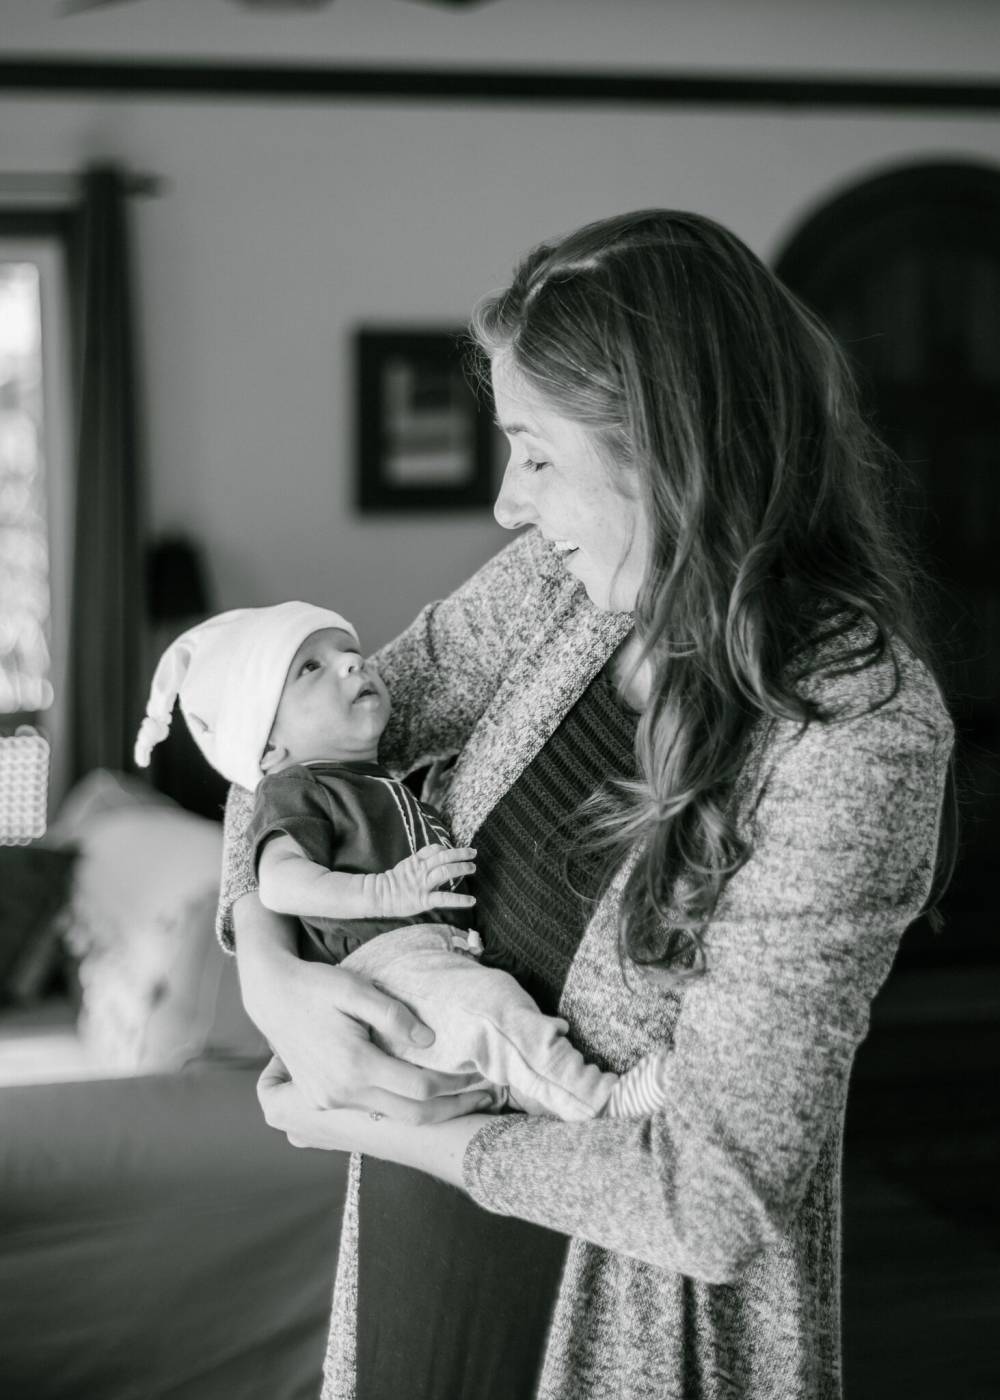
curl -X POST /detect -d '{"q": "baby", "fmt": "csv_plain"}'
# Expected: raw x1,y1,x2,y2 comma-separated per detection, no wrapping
135,601,665,1121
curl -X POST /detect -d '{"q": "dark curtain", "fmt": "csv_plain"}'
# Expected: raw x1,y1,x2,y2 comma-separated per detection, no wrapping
69,164,145,782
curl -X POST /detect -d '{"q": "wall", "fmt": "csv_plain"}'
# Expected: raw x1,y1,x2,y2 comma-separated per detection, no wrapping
1,1,999,646
3,0,1000,76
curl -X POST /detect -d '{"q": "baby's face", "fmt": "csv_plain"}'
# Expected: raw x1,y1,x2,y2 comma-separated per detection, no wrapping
264,627,390,769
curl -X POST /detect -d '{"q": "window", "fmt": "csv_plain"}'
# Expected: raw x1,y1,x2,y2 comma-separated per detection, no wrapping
0,259,52,713
0,223,75,814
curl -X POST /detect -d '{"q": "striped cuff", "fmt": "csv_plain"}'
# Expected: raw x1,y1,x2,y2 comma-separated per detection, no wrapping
602,1048,670,1118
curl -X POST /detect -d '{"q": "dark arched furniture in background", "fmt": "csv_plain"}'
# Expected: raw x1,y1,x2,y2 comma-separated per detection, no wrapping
776,163,1000,1400
776,160,1000,969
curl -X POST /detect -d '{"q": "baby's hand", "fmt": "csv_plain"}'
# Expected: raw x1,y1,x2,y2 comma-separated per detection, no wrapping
373,844,477,919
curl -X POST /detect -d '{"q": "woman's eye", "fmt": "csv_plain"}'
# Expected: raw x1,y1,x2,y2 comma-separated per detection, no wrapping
520,457,550,474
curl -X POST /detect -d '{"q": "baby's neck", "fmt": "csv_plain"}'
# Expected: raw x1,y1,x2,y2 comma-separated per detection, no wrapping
276,745,381,772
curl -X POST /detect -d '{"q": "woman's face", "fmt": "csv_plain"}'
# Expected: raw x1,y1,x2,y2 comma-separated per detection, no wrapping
491,352,649,613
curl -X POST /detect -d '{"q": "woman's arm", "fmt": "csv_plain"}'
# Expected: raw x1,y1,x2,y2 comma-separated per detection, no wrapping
222,784,485,1114
216,781,262,951
258,1055,492,1165
261,668,952,1280
372,527,552,774
452,676,954,1281
233,892,489,1117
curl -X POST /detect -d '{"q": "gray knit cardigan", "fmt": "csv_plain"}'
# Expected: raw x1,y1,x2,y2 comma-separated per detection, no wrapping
218,527,953,1400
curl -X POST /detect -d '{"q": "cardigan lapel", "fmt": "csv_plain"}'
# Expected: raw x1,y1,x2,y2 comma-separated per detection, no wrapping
445,586,634,844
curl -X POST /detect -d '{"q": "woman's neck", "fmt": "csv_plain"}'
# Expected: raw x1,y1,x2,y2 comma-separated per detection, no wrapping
610,631,652,711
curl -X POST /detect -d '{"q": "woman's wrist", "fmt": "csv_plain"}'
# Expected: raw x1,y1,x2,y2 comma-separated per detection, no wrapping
357,1109,490,1188
256,1052,494,1186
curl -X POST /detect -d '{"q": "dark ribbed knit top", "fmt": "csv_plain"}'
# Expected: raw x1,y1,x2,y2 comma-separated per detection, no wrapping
471,662,639,1016
356,658,641,1400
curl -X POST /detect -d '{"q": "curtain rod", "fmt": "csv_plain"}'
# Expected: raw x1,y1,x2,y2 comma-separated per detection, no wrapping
0,171,163,198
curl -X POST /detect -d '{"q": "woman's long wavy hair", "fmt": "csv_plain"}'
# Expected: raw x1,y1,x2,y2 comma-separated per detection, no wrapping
470,208,956,980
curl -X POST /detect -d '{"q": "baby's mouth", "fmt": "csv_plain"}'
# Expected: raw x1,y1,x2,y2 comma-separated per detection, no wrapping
353,684,378,703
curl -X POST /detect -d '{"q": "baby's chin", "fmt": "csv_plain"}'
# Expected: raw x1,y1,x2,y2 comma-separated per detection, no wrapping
281,730,385,770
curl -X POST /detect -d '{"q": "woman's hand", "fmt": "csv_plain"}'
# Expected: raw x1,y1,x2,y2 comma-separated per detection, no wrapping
257,1055,492,1187
234,892,485,1119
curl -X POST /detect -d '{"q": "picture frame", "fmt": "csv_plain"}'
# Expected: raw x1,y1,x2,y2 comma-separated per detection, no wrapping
355,327,498,513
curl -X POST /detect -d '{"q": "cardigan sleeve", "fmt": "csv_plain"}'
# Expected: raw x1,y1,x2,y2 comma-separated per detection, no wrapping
461,663,954,1283
215,528,551,948
373,526,553,774
216,781,257,950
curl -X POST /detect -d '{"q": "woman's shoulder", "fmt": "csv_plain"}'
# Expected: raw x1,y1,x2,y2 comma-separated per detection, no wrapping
730,621,955,815
787,618,954,748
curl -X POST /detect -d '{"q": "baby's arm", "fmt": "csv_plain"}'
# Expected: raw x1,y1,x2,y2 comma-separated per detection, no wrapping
258,835,477,922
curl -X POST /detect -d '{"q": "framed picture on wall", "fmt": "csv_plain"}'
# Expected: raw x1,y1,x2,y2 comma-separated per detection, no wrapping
355,328,499,513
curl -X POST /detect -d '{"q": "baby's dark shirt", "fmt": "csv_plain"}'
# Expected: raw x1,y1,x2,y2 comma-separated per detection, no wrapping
248,759,473,965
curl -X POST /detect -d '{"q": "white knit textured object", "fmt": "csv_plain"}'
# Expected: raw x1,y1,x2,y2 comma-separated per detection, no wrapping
134,602,359,792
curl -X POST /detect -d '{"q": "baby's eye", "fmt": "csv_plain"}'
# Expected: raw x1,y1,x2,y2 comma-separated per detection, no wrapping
520,457,550,474
299,658,321,675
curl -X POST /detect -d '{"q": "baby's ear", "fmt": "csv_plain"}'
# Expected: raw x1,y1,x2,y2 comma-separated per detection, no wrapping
259,740,288,774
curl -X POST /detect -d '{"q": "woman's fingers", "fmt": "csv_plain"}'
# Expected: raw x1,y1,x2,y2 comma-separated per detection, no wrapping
353,1040,483,1103
265,964,489,1116
258,1043,482,1125
332,964,437,1050
257,1070,493,1156
256,1059,335,1145
256,1054,292,1106
362,1084,496,1125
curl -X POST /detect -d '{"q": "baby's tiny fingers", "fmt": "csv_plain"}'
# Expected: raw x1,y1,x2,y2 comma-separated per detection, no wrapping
428,892,477,909
423,845,476,865
427,862,476,889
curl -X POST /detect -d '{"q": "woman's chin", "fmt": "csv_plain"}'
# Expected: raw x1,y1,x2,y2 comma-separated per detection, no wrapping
582,575,626,613
573,557,640,614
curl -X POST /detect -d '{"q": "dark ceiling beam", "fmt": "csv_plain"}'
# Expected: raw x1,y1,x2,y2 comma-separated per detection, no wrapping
0,57,998,110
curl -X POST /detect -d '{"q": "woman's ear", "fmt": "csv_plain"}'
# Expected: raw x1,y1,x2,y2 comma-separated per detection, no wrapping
260,740,288,774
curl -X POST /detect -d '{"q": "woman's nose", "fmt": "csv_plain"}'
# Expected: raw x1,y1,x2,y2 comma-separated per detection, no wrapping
493,459,534,531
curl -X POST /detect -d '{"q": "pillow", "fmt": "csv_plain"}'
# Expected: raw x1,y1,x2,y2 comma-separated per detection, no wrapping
57,778,267,1072
0,846,78,1005
43,766,174,846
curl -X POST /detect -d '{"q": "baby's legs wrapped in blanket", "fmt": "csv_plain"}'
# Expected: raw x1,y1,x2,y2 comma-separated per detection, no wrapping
340,924,620,1120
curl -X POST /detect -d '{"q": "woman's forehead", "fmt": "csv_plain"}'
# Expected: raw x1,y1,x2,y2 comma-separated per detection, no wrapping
490,354,557,444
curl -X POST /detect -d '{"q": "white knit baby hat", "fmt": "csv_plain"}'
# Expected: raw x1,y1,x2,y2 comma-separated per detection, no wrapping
134,602,359,792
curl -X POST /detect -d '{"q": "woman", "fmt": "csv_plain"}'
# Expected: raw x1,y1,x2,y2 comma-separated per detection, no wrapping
220,209,955,1400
